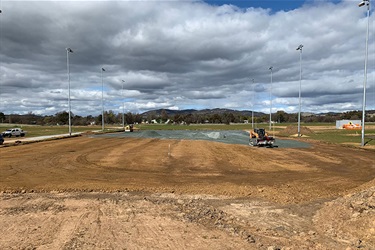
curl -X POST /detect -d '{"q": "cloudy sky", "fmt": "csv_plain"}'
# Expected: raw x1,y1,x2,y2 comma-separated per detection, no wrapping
0,0,374,116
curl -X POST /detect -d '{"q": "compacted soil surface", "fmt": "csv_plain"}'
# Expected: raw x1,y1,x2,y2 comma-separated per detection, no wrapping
0,135,374,249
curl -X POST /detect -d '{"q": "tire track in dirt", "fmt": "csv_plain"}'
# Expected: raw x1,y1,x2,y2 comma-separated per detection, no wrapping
99,138,172,172
74,137,142,169
164,140,227,177
72,138,171,173
54,210,92,249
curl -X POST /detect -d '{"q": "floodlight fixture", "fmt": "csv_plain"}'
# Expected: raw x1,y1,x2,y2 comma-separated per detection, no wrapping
358,1,368,7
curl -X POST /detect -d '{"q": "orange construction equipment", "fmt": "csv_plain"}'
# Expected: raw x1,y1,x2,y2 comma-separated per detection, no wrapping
249,128,275,147
342,121,362,130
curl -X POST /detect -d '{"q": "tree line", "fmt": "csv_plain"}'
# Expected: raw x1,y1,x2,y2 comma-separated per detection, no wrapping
0,109,373,126
0,111,143,126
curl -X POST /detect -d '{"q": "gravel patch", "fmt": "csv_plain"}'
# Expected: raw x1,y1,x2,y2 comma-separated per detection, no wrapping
92,130,311,148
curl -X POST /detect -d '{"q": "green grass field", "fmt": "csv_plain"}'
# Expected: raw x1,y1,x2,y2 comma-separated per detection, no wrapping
1,122,374,147
0,125,103,137
307,126,375,146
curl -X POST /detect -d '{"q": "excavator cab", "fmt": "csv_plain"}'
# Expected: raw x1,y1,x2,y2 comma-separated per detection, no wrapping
254,128,266,140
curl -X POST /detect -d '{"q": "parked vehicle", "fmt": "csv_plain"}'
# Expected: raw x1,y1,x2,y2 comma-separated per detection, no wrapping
1,128,27,137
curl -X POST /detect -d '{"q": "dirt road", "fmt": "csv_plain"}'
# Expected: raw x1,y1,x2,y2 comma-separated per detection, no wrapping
0,136,374,249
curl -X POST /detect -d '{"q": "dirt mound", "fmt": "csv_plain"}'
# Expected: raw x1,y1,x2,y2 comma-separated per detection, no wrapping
314,186,375,249
279,125,314,137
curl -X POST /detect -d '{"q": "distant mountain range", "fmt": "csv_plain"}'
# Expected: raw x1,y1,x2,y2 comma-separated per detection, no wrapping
141,108,262,118
141,108,374,118
141,108,315,117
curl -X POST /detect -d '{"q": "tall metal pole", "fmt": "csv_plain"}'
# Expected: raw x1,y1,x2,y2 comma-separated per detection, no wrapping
251,78,254,129
359,0,370,146
66,48,73,136
0,10,2,100
297,44,303,137
269,67,273,131
122,80,125,130
101,68,105,131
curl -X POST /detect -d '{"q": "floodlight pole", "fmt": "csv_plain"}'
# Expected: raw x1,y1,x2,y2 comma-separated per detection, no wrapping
251,78,255,129
296,44,303,137
101,68,105,131
122,80,125,130
269,67,273,131
359,0,370,147
66,48,73,136
0,10,2,100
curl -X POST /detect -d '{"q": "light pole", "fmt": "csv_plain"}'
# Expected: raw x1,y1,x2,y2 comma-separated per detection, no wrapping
358,0,370,147
296,44,303,137
251,78,255,129
122,80,125,130
66,48,73,136
269,66,273,131
0,10,2,100
101,67,105,131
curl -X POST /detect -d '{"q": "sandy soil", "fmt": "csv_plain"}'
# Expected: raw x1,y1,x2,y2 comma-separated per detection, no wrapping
0,135,374,249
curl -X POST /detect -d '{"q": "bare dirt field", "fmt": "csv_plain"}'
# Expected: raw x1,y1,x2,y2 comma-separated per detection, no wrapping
0,135,374,249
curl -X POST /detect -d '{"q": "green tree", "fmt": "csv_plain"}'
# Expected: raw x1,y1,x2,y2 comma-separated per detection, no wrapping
105,110,117,124
222,112,235,124
161,109,169,122
96,114,103,125
55,111,69,125
0,112,5,123
125,112,134,124
173,114,182,124
184,114,193,125
275,111,287,123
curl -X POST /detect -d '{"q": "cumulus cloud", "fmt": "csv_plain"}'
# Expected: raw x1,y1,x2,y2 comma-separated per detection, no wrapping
0,0,373,116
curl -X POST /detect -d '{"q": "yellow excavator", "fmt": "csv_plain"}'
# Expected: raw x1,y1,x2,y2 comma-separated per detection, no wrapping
249,128,275,147
125,124,134,132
